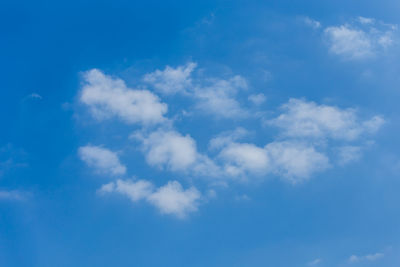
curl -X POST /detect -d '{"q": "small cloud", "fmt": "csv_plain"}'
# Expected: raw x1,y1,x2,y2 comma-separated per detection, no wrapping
99,179,201,219
248,93,266,105
307,258,321,266
358,16,375,25
27,93,42,100
78,145,127,176
348,252,384,263
303,16,322,29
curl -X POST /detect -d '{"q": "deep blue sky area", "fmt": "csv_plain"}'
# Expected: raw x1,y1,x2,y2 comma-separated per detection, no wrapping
1,1,400,266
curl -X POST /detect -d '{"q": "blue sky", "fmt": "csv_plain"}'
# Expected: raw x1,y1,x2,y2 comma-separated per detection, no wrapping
1,0,400,266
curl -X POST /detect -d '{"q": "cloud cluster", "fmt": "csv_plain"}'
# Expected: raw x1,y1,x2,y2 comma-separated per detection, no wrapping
80,69,168,125
99,179,201,218
144,63,249,118
268,99,384,140
77,63,385,217
78,145,126,176
323,17,397,59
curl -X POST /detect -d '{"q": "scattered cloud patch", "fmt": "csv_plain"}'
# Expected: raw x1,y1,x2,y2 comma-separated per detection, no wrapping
269,99,384,141
78,145,126,176
143,62,197,95
80,69,168,125
323,18,397,59
303,17,321,29
265,141,329,182
348,252,384,263
194,75,248,118
100,179,201,218
248,93,266,105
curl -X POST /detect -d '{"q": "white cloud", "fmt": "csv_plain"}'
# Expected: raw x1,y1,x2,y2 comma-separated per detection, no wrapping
80,69,168,125
248,93,266,105
132,129,198,171
215,138,328,183
194,75,248,118
324,25,373,59
147,181,201,218
78,145,126,176
265,141,329,183
358,16,375,25
303,17,321,29
269,99,383,141
349,252,384,263
209,127,249,150
337,146,362,165
100,179,201,218
132,128,221,177
143,62,197,95
324,18,397,59
219,142,270,176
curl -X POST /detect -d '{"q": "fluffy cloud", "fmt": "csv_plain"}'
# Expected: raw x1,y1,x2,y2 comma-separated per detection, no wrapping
80,69,167,125
194,75,248,118
269,99,384,141
265,141,329,182
78,145,126,175
219,143,270,176
215,139,328,183
142,63,249,119
132,129,198,171
323,18,397,59
143,62,197,94
99,179,201,218
147,181,201,218
132,128,221,176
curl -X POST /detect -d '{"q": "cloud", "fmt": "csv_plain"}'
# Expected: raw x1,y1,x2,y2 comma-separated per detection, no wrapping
194,75,248,118
248,93,266,105
269,99,384,141
323,18,397,59
80,69,168,125
219,142,270,176
265,141,329,182
99,179,201,218
27,93,42,100
132,129,198,171
303,17,321,29
348,252,384,263
78,145,126,176
143,62,197,95
307,258,321,266
216,140,328,183
0,190,27,201
147,181,201,218
209,127,249,150
132,128,221,177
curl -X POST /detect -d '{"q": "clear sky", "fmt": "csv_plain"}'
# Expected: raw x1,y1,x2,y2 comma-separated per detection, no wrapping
1,0,400,266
